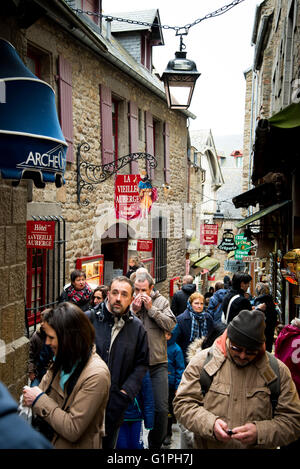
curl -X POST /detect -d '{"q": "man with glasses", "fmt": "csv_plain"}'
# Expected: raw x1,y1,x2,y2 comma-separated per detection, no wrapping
173,309,300,449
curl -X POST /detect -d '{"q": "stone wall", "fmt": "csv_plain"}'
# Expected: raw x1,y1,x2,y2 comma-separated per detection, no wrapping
25,16,189,301
0,178,29,399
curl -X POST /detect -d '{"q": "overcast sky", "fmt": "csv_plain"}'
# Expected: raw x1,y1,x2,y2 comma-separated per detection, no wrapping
103,0,259,137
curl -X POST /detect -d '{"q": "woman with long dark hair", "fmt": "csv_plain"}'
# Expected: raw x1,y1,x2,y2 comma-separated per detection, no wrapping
23,302,110,449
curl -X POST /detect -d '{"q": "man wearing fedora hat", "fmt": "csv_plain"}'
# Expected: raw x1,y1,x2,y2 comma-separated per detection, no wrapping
173,309,300,449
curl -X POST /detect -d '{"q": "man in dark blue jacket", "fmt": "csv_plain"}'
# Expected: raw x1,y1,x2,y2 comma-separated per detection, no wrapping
0,381,52,449
86,276,149,449
171,275,196,317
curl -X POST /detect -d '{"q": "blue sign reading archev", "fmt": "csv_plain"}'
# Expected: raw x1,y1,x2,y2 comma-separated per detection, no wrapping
0,39,67,187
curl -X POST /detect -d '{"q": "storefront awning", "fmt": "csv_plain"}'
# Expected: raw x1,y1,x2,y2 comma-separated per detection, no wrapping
232,182,277,209
0,39,67,188
269,102,300,129
236,200,291,229
192,255,220,274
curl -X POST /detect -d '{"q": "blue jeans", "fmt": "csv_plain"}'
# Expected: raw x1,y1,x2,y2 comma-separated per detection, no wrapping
148,363,169,449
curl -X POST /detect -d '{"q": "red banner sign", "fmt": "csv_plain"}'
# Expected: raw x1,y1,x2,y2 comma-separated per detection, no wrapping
137,239,153,252
200,224,218,245
115,174,158,220
26,221,55,249
115,174,141,220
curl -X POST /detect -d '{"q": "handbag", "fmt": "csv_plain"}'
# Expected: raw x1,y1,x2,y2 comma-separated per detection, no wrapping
18,394,32,424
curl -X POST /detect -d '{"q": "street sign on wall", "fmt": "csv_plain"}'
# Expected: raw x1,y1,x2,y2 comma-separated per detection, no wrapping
137,239,153,252
26,221,55,249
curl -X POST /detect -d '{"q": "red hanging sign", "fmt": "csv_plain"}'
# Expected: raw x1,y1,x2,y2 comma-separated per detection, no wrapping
137,239,153,252
26,221,55,249
115,174,158,220
200,224,218,245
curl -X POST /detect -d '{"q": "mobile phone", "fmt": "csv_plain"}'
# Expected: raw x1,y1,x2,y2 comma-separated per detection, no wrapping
226,429,234,436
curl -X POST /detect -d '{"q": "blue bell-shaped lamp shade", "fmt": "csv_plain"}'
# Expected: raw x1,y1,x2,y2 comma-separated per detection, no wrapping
0,38,68,188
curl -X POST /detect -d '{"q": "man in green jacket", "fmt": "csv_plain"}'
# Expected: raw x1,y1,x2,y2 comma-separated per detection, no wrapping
173,309,300,449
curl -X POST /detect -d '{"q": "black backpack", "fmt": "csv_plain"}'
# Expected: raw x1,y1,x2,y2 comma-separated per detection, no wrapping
200,347,280,417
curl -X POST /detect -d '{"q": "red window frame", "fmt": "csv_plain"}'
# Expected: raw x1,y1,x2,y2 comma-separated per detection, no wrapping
26,49,41,78
26,248,47,326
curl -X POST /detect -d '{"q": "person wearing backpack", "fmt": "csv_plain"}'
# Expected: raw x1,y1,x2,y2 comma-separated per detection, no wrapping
173,309,300,449
221,272,266,324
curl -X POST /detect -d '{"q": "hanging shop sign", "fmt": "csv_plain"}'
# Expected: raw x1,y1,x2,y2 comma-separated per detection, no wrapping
0,39,67,188
200,224,218,245
234,233,252,260
115,173,157,220
218,229,237,252
224,259,246,273
26,221,55,249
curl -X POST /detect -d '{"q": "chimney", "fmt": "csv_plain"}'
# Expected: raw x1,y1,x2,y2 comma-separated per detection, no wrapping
106,18,112,41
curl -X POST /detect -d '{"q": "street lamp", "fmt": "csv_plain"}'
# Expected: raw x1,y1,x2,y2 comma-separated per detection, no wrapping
161,34,201,110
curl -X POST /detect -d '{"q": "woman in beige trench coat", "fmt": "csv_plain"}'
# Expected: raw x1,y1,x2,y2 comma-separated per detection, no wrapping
23,302,110,449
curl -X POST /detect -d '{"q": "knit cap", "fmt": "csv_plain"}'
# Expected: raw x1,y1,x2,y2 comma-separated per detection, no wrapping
227,309,266,350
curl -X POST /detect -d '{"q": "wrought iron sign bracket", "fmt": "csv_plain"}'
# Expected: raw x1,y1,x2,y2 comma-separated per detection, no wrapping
76,142,157,206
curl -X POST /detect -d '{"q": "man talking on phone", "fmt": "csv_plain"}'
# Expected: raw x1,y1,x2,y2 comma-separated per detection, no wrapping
131,271,176,449
173,309,300,449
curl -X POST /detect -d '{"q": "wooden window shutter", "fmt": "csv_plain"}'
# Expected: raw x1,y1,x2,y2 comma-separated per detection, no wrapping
145,111,155,180
164,122,170,184
58,56,74,163
128,101,139,174
100,84,114,170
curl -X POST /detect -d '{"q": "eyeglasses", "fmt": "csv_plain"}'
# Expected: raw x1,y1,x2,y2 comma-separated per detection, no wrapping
229,343,260,356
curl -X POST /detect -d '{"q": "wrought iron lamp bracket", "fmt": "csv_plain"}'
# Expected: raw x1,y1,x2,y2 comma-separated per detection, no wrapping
76,142,157,206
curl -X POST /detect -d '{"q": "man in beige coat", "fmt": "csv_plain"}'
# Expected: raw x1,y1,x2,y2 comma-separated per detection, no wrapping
173,309,300,449
131,271,176,449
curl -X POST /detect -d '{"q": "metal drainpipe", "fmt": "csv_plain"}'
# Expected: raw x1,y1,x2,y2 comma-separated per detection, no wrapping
247,68,258,218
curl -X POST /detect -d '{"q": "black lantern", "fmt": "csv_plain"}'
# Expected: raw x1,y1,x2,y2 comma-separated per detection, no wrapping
161,35,200,110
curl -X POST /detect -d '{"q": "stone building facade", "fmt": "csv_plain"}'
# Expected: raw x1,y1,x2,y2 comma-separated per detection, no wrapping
237,0,300,321
0,1,193,396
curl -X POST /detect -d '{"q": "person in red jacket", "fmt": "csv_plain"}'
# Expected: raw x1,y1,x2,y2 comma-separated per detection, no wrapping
275,316,300,449
275,317,300,396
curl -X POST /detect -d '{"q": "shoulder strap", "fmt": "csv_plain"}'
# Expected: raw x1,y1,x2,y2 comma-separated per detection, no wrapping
224,294,240,324
199,349,280,415
199,347,214,397
266,351,280,417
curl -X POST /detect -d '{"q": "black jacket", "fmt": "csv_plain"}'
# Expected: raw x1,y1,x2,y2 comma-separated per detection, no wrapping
221,288,252,324
171,283,196,317
254,294,278,352
86,302,149,433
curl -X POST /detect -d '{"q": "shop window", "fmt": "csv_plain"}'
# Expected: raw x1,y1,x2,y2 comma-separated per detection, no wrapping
76,255,104,289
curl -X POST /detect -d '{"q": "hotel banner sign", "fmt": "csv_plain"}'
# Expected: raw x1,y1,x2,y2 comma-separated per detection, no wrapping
26,221,55,249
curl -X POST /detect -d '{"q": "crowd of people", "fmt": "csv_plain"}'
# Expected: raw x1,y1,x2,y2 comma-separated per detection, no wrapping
1,263,300,450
